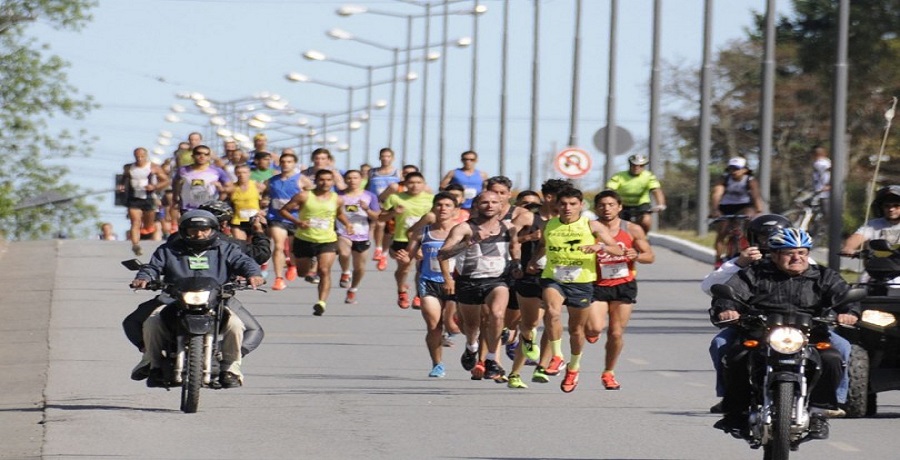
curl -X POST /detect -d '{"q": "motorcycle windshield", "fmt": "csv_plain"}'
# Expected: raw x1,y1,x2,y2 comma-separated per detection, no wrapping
171,276,220,293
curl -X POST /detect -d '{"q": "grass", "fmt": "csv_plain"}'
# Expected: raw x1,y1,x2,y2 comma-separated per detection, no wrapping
656,229,717,248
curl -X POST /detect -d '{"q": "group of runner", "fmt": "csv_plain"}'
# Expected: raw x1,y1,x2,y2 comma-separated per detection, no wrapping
120,135,662,392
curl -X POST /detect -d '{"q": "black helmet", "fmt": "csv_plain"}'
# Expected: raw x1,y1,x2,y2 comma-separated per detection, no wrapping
747,214,791,249
178,210,219,251
628,154,649,166
871,185,900,218
199,200,233,225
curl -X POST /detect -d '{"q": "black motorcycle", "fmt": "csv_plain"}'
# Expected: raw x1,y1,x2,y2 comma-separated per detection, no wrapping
124,259,258,413
711,284,864,460
838,239,900,417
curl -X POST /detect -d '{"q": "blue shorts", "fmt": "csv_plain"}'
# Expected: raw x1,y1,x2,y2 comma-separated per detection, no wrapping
540,278,593,309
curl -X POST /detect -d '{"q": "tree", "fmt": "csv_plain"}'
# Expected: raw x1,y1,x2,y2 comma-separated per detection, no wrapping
0,1,98,239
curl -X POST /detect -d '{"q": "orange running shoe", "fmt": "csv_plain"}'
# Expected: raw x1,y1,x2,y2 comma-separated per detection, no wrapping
377,256,388,271
272,277,287,291
601,371,621,390
345,289,357,304
471,361,485,380
412,296,421,309
373,248,383,261
560,368,579,393
585,334,600,344
397,290,410,309
285,265,298,281
339,273,351,288
545,355,565,376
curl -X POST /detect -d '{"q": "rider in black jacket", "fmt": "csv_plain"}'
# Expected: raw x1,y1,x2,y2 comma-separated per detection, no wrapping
710,227,860,439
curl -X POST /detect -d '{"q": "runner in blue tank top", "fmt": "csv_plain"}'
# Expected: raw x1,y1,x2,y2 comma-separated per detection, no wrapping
439,150,488,210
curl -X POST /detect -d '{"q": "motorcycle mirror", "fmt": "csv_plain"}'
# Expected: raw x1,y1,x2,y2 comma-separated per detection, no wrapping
710,284,739,301
836,287,867,307
868,239,892,252
121,259,144,271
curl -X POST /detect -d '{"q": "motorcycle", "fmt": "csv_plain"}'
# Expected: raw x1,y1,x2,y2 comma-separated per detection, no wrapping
838,239,900,417
123,259,259,414
711,284,865,460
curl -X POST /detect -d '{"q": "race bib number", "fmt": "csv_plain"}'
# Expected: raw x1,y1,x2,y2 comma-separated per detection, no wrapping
271,198,289,211
464,187,477,199
430,257,455,273
188,255,210,270
477,256,505,273
404,216,420,229
351,222,367,235
535,255,547,270
600,262,629,279
239,209,258,220
309,217,331,230
553,265,582,283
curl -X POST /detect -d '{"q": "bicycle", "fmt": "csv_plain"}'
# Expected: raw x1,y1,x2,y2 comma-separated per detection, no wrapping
709,214,751,267
784,190,827,243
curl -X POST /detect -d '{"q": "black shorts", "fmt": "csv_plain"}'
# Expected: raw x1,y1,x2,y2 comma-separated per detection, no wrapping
593,280,638,304
346,239,372,253
456,277,508,305
126,196,157,211
292,239,337,258
540,278,593,309
515,275,543,300
506,278,519,311
718,203,752,216
268,220,296,234
417,278,455,302
390,240,409,253
621,203,651,222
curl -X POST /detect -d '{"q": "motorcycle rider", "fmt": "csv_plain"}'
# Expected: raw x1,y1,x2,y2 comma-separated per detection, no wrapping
710,227,859,439
130,210,264,388
841,185,900,256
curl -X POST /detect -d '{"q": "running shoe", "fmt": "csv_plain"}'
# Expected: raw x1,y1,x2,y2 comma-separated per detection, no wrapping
412,296,421,309
305,274,320,284
377,256,388,271
546,355,565,376
339,273,351,288
601,371,621,390
397,290,410,309
345,289,357,304
429,363,446,378
272,277,287,291
507,373,528,389
313,301,326,316
560,368,579,393
585,334,600,344
500,327,511,345
522,339,540,362
373,248,383,261
470,361,485,380
285,265,298,281
505,339,519,361
531,366,550,383
441,332,455,347
460,348,477,371
483,359,506,381
132,244,142,256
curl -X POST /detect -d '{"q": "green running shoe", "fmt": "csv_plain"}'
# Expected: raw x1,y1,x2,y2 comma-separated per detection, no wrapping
531,366,550,383
507,373,528,389
522,339,540,362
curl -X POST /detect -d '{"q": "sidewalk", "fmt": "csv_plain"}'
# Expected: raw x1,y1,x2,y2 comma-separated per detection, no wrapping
0,240,57,459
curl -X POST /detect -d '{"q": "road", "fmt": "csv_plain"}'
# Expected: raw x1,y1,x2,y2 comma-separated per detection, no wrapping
1,238,899,459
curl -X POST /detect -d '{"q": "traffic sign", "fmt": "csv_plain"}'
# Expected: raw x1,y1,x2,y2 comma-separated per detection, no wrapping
593,125,634,155
555,147,593,179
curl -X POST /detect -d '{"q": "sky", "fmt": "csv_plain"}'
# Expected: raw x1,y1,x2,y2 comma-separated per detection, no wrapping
34,0,792,239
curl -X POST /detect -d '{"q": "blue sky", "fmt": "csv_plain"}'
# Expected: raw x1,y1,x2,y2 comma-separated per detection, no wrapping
35,0,790,238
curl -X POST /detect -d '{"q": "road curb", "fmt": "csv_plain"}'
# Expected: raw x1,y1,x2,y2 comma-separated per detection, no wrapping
649,233,716,265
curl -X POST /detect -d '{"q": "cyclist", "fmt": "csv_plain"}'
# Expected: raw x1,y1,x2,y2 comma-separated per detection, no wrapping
709,156,764,264
605,153,666,233
841,185,900,255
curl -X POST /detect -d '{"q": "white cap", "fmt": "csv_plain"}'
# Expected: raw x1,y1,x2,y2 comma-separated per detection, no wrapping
727,157,747,169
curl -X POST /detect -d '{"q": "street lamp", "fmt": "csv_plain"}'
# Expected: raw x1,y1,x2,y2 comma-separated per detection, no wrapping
326,27,470,174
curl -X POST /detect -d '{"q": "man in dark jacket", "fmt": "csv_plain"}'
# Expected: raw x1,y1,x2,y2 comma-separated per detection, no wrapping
130,210,263,388
710,227,859,439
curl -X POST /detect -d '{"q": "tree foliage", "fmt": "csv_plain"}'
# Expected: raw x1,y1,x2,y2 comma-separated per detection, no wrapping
0,0,98,239
660,0,900,232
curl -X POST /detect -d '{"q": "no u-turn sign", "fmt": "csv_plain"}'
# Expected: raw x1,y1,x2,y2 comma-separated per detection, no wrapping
555,147,592,179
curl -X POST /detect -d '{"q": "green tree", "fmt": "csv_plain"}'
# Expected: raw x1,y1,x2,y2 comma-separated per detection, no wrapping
0,0,98,239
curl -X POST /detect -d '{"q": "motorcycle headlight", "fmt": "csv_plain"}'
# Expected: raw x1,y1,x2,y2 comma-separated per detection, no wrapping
768,327,806,354
861,310,897,328
182,290,211,306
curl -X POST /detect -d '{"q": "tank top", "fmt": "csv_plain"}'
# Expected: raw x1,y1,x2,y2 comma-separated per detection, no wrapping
230,181,261,225
449,169,484,209
295,192,339,243
541,216,598,284
128,163,154,200
420,225,454,282
719,174,753,206
455,220,512,279
266,174,302,222
521,214,549,275
596,220,636,286
367,168,402,196
337,190,380,242
177,166,229,211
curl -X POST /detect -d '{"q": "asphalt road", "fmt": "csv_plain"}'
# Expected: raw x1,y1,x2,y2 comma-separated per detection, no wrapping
1,238,899,460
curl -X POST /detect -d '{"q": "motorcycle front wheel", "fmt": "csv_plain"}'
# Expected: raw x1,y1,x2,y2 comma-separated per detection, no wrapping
180,335,204,413
764,381,793,460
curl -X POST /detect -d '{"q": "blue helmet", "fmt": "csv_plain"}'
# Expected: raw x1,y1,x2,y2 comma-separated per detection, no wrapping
768,227,812,250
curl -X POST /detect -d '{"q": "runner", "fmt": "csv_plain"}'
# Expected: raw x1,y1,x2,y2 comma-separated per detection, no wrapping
264,152,304,291
336,170,381,304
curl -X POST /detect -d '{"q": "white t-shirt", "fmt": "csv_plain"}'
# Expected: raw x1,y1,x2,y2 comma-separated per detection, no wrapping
853,218,900,245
